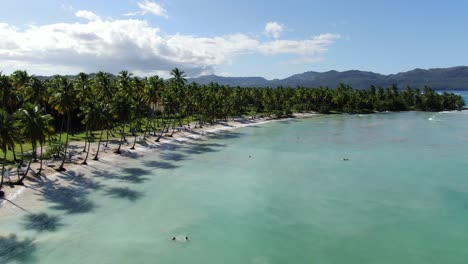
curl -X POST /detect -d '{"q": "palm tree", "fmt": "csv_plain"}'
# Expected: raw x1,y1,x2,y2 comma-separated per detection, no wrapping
16,103,54,178
170,68,187,88
92,102,112,161
75,73,92,153
0,109,17,194
26,77,48,110
50,76,76,171
111,91,133,154
0,74,15,112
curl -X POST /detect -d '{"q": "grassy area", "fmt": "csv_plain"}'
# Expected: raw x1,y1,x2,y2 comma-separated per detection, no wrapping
0,114,259,162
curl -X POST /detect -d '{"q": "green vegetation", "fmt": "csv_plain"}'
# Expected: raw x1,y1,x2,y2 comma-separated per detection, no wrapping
0,69,465,195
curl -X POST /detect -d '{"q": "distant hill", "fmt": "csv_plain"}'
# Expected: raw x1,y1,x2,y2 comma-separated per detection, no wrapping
188,66,468,90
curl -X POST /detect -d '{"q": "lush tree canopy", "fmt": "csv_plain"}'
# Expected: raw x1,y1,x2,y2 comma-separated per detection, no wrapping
0,68,465,190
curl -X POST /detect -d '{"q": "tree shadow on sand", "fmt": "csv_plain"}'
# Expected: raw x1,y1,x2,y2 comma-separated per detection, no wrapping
158,142,185,152
0,234,37,263
37,183,96,214
143,160,179,170
182,142,227,155
22,213,63,232
105,187,144,202
120,168,151,184
57,171,103,191
92,167,151,184
120,151,145,159
160,152,188,162
205,131,243,140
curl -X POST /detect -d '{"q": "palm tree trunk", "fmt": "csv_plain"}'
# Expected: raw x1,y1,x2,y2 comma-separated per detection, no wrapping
38,142,44,175
81,136,91,165
32,142,38,162
58,112,70,171
143,118,151,139
19,142,24,164
115,125,124,154
169,118,177,137
105,129,110,147
82,129,88,152
155,121,167,142
131,130,138,150
56,116,65,157
18,158,32,184
93,129,104,161
58,115,65,142
154,118,160,136
0,151,7,193
12,148,17,162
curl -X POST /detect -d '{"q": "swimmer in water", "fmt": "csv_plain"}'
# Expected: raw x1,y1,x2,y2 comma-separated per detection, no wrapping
343,158,349,161
172,237,176,241
185,236,189,241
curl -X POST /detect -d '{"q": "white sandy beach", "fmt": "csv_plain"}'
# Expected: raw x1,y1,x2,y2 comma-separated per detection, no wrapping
0,113,316,219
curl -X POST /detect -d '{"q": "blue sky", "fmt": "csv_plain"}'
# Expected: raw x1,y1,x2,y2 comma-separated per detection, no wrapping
0,0,467,79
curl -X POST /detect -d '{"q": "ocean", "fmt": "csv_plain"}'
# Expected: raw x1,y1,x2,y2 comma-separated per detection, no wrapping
1,106,468,263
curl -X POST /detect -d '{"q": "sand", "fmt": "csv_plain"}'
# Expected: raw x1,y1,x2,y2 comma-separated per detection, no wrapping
0,113,317,219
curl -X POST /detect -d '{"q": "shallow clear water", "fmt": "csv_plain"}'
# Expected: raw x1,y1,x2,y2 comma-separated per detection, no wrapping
2,111,468,263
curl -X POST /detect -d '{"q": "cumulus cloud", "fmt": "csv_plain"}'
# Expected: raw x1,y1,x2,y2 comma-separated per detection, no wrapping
0,16,340,76
264,22,284,38
75,10,100,21
126,1,168,18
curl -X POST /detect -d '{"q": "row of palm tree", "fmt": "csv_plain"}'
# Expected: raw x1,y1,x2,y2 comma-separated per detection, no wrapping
0,68,465,196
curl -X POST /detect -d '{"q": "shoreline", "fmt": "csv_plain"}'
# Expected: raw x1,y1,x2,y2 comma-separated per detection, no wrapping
0,113,317,218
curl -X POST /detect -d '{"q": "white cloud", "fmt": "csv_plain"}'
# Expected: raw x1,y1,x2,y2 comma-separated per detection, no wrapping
0,17,340,76
264,22,284,39
259,33,341,55
75,10,100,21
126,1,169,18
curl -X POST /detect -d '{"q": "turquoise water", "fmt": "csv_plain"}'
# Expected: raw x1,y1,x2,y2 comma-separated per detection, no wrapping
2,111,468,263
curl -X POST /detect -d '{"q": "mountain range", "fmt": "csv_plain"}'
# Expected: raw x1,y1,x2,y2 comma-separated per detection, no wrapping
188,66,468,90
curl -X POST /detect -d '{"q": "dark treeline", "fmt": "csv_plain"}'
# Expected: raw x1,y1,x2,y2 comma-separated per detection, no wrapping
0,68,465,193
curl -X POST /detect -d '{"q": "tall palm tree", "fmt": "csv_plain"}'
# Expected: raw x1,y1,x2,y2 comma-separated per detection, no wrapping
16,103,54,178
75,73,92,153
0,74,15,112
111,91,133,154
26,77,48,110
170,68,187,88
93,102,112,161
0,109,17,194
50,76,76,171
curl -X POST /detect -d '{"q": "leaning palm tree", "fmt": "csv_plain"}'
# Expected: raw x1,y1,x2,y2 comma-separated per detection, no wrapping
50,76,76,171
0,109,17,194
16,103,54,178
